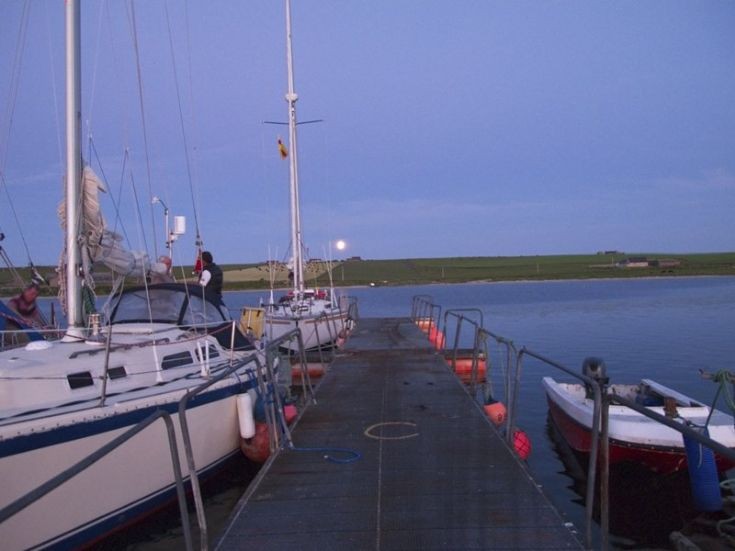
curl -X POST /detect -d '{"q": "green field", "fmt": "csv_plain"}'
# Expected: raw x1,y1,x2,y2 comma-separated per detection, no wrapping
311,252,735,287
2,252,734,295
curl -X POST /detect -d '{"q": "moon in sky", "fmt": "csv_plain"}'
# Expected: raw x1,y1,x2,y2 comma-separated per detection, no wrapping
335,240,346,251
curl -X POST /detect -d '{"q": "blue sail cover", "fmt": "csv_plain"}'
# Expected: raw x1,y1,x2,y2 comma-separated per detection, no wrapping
0,301,44,341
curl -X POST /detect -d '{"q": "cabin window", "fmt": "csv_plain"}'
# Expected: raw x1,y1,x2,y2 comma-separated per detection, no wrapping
68,371,94,389
195,345,220,362
111,289,185,324
161,351,194,370
181,295,226,326
107,366,127,380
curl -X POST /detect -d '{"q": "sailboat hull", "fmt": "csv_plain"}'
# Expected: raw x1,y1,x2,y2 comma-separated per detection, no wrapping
267,309,347,351
0,378,256,550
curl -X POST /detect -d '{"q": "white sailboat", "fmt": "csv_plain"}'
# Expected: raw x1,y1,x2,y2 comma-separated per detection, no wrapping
264,0,349,352
0,3,266,549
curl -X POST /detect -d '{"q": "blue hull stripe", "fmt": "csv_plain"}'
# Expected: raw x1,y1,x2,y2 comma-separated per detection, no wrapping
35,450,239,550
0,378,257,458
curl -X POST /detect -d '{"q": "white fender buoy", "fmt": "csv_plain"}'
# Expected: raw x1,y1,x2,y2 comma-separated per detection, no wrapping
236,393,256,439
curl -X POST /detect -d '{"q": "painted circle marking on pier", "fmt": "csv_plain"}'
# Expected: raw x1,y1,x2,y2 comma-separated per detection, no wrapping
363,421,419,440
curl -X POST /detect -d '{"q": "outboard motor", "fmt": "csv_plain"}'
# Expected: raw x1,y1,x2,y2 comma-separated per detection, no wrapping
582,356,609,399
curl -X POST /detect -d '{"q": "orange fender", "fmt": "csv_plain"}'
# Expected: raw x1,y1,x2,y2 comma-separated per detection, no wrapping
483,401,507,426
448,358,486,383
513,428,532,461
240,422,270,463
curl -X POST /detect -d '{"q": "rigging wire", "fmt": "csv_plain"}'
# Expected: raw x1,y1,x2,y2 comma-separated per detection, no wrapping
0,2,36,269
163,0,202,242
182,0,205,249
126,168,160,343
127,0,159,259
0,171,35,266
106,0,133,149
43,4,64,171
127,170,151,266
89,138,132,247
86,0,107,133
0,0,30,174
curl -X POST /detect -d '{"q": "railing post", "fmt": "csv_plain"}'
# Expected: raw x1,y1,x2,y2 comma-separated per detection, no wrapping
313,318,325,368
98,324,114,407
452,316,463,370
600,392,610,550
584,379,601,550
470,325,480,392
514,348,604,549
178,354,261,549
509,350,523,445
293,330,316,404
264,344,293,450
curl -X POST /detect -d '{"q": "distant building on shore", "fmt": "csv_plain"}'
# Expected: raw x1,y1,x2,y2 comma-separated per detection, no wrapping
616,257,681,269
617,257,650,268
650,259,681,269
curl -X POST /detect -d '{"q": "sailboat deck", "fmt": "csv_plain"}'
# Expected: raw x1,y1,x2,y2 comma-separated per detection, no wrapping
216,318,582,550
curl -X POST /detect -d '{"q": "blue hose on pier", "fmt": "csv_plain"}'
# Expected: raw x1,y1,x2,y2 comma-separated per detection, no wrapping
291,446,362,464
683,427,722,512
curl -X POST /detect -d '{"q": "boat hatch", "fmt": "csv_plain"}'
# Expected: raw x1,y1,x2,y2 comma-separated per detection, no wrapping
107,366,127,379
67,371,94,389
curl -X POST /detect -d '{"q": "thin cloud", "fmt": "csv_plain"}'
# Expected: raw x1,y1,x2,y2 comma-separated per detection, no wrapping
653,169,735,192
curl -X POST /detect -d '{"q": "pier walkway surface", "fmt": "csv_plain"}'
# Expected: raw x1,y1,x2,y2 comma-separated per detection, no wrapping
216,318,582,550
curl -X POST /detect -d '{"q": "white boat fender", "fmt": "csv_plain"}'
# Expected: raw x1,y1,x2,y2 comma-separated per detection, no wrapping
236,393,256,439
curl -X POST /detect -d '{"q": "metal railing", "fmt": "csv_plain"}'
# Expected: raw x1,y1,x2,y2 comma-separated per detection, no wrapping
410,294,432,320
177,353,262,550
411,294,436,324
443,309,485,390
344,295,359,325
414,296,735,550
0,410,195,551
0,349,269,551
411,295,442,344
515,348,603,549
0,327,64,350
0,309,322,551
600,392,735,550
234,326,321,494
478,328,517,433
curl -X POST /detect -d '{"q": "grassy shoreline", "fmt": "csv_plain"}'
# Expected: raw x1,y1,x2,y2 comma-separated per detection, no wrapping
290,252,735,289
2,252,734,296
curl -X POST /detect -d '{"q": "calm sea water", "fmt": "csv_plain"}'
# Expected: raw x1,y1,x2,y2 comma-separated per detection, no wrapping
89,276,735,549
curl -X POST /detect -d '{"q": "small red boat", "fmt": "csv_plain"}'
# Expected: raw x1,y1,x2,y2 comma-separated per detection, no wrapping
543,362,735,475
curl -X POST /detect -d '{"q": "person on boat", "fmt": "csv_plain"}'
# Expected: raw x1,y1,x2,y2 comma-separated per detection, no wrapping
149,255,174,284
199,251,223,300
8,282,45,328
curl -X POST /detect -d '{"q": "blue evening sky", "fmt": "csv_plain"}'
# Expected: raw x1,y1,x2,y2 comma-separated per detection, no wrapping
0,1,733,266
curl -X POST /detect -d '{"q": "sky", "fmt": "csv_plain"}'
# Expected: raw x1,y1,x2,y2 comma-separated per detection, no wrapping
0,0,733,267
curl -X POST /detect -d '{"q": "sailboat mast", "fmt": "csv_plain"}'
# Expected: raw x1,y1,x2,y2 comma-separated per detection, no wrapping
65,0,83,329
285,0,304,295
66,0,84,328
